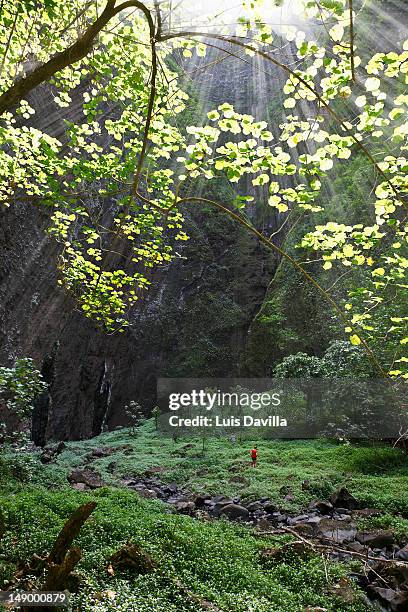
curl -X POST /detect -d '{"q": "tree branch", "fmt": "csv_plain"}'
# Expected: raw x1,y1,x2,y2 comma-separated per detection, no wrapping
158,30,407,211
349,0,356,82
48,501,97,565
0,0,152,116
131,12,157,196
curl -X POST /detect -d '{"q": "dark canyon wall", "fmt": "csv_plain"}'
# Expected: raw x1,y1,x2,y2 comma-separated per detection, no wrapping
0,52,281,441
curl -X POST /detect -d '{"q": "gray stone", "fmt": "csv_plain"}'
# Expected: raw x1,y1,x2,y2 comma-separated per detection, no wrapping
309,500,333,515
212,498,234,516
247,501,263,513
194,495,209,509
287,514,310,525
137,488,158,499
317,519,357,544
396,545,408,561
367,586,408,611
175,501,195,514
356,530,395,549
306,516,323,525
219,504,250,521
68,468,103,489
330,488,359,510
263,501,277,513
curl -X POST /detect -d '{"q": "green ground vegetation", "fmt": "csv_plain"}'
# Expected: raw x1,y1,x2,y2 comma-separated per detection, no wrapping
1,421,407,611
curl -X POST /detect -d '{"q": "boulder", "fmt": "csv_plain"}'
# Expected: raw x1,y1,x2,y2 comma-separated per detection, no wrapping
167,495,184,504
68,468,103,489
212,498,234,517
268,512,288,525
347,541,366,553
122,477,137,487
330,487,359,510
136,488,158,499
175,501,195,515
219,504,249,521
317,519,357,544
310,500,333,515
333,513,353,522
212,494,230,504
263,501,277,514
367,586,408,611
356,530,394,549
194,495,209,509
396,545,408,561
371,560,408,589
305,516,323,526
149,486,165,498
287,514,310,525
247,501,263,513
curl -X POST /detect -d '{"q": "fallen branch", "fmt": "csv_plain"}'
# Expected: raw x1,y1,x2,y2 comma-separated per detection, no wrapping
43,546,82,591
48,501,97,565
19,503,97,612
255,526,408,565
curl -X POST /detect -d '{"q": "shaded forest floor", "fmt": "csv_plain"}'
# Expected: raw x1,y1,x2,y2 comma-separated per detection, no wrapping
1,421,408,611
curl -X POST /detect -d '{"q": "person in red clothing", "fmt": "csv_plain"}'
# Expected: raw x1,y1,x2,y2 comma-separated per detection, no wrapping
250,446,257,468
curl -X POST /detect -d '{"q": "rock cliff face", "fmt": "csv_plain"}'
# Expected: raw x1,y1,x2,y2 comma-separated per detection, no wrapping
0,170,277,440
0,52,280,441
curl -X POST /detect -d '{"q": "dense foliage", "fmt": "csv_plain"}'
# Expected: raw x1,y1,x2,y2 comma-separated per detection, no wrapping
0,358,46,443
273,340,371,378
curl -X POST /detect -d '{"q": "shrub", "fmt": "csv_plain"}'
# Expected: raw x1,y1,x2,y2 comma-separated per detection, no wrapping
0,358,46,445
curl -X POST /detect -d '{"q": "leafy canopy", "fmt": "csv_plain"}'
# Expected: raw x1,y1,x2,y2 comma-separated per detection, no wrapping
0,0,407,376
